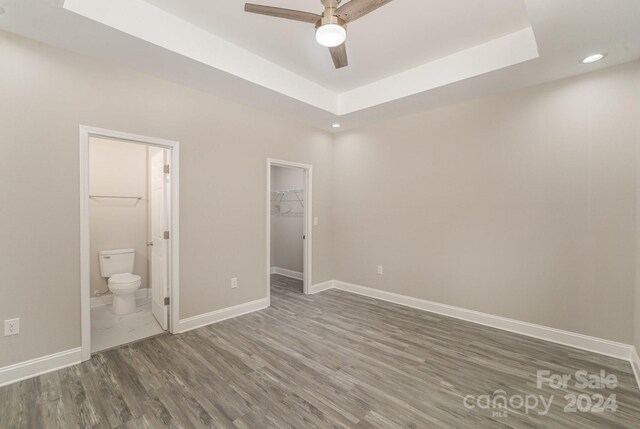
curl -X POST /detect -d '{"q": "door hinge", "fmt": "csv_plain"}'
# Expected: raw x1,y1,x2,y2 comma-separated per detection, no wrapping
164,297,170,306
164,231,170,240
164,164,170,174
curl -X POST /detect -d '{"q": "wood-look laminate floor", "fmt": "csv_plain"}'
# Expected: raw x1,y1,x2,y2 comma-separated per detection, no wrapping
1,274,639,428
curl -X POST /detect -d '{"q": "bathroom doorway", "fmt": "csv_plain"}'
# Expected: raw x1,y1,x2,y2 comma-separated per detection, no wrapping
80,127,180,361
266,159,312,302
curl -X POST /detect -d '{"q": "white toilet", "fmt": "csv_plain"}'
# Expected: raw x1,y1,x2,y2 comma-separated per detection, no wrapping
99,248,142,315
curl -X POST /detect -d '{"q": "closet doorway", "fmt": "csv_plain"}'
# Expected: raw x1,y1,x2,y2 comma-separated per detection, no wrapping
266,159,312,301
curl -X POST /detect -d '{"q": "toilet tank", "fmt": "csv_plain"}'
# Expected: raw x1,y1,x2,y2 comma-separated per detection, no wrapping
99,248,135,278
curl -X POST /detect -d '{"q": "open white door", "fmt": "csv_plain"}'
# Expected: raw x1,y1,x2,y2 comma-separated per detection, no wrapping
149,147,169,330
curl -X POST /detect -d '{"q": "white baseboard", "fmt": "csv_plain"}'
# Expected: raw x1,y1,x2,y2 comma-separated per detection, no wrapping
631,347,640,391
331,280,635,362
5,285,638,391
1,296,268,387
309,280,334,294
270,266,304,280
330,280,640,390
90,288,150,309
177,297,269,333
0,347,82,388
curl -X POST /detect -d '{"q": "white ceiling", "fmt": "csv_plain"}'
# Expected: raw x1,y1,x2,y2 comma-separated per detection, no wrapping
142,0,531,92
58,0,540,115
0,0,638,131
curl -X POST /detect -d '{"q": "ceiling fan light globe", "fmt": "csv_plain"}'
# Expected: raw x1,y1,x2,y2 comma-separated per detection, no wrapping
316,24,346,47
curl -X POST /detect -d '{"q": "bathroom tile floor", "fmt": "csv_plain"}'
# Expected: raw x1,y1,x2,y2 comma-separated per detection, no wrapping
91,298,164,353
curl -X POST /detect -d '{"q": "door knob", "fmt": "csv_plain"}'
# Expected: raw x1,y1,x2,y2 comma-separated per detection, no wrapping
146,241,154,246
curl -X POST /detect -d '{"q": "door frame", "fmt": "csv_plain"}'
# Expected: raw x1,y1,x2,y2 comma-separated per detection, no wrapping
266,158,313,301
79,126,180,362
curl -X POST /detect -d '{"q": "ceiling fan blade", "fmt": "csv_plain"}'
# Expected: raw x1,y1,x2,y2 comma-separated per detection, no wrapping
244,4,321,24
336,0,393,23
329,43,348,69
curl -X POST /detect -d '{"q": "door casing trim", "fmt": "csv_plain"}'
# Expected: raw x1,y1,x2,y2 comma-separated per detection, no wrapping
79,125,180,361
266,158,313,302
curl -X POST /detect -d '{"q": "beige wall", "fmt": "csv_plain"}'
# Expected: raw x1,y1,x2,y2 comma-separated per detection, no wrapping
89,138,149,296
1,28,639,370
270,166,304,273
333,61,640,344
0,31,334,368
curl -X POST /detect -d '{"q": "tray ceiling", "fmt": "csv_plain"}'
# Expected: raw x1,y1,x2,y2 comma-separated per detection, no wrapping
143,0,532,92
0,0,638,130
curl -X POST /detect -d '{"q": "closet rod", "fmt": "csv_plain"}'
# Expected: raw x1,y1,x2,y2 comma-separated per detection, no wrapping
90,195,143,200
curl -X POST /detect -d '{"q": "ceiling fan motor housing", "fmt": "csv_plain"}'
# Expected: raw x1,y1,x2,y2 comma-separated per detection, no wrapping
316,14,347,29
317,0,346,29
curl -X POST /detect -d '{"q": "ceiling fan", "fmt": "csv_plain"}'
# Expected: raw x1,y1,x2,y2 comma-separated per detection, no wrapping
244,0,393,69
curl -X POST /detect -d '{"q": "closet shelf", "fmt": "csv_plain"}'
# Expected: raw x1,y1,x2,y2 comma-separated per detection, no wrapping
271,188,304,213
90,195,143,200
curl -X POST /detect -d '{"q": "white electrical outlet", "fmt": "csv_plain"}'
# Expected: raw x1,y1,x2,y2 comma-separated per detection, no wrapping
231,277,238,289
4,318,19,336
377,266,383,275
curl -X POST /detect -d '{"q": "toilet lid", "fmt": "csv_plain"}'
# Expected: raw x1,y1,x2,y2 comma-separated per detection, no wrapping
109,273,141,284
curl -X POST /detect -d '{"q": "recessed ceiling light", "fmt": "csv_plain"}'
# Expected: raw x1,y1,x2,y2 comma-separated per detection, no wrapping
580,53,606,64
332,123,341,128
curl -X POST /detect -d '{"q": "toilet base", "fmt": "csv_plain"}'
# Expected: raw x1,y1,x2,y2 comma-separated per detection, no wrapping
111,293,137,315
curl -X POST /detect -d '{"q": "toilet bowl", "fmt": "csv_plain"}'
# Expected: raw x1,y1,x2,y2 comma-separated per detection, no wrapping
99,248,141,315
108,273,142,315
